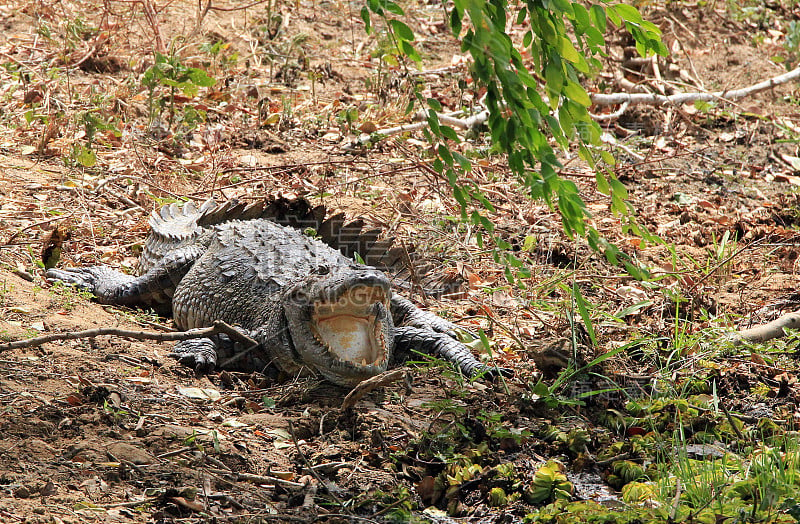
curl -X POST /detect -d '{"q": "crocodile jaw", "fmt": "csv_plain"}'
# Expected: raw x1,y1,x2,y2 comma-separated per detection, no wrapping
310,285,390,375
282,269,394,387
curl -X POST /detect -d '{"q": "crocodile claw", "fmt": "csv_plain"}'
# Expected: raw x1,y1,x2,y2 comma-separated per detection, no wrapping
170,338,219,374
476,365,514,381
46,267,100,293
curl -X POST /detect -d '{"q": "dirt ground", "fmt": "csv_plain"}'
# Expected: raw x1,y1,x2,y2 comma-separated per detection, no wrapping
3,0,800,522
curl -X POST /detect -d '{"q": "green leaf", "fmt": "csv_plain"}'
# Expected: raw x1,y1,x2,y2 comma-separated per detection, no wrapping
640,20,662,36
522,235,537,252
613,4,643,24
604,5,620,26
187,68,216,87
572,283,597,347
438,143,453,165
563,81,590,106
427,109,441,135
545,62,564,98
550,0,572,14
614,300,653,319
609,178,629,200
399,39,421,63
181,82,199,98
558,105,573,136
440,125,460,142
360,7,371,33
516,7,527,25
452,151,471,170
450,6,462,34
523,30,532,48
585,27,606,49
427,97,442,112
572,3,590,31
73,145,97,167
558,37,580,64
389,19,415,41
599,150,615,165
478,329,491,353
384,1,404,15
595,171,610,195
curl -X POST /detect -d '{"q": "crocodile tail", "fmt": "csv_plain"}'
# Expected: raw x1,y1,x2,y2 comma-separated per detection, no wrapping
156,196,465,297
195,196,324,229
139,199,217,274
312,209,465,299
148,199,217,241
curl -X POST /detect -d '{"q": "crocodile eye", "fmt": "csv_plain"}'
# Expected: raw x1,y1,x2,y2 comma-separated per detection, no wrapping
316,264,329,275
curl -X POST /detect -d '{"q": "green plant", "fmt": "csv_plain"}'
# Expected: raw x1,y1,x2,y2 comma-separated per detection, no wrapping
141,49,216,130
784,20,800,69
336,107,360,135
524,461,573,504
524,338,627,410
199,39,238,73
361,0,665,280
69,109,121,168
48,280,94,311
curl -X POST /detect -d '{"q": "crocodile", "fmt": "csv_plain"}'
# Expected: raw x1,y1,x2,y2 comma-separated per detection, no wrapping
46,197,501,387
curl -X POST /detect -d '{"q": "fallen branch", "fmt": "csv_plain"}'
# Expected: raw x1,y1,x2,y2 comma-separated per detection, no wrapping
591,65,800,107
0,320,257,353
205,468,307,491
730,310,800,346
341,369,408,410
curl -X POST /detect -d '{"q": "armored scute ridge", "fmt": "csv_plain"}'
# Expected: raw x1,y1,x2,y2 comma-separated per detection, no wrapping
47,197,501,387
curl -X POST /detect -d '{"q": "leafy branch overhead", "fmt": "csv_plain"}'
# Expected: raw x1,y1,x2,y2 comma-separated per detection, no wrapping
361,0,664,268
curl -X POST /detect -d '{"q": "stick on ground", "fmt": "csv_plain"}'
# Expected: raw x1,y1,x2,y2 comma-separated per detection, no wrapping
731,311,800,346
0,320,257,353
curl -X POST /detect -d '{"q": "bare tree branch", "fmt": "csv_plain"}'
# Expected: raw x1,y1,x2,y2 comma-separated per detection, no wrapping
0,320,257,353
591,65,800,107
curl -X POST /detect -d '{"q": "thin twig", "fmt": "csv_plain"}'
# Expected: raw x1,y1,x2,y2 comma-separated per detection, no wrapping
288,421,351,513
687,237,764,294
205,468,307,490
0,320,256,353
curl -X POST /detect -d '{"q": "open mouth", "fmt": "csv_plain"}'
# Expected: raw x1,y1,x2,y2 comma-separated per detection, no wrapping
310,285,389,368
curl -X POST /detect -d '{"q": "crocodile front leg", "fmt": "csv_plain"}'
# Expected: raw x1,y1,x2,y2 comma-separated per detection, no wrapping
170,337,220,373
47,246,205,308
170,319,304,377
390,295,465,338
170,332,271,373
393,326,501,379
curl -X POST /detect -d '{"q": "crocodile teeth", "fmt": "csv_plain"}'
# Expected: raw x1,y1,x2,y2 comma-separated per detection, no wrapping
360,358,368,367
